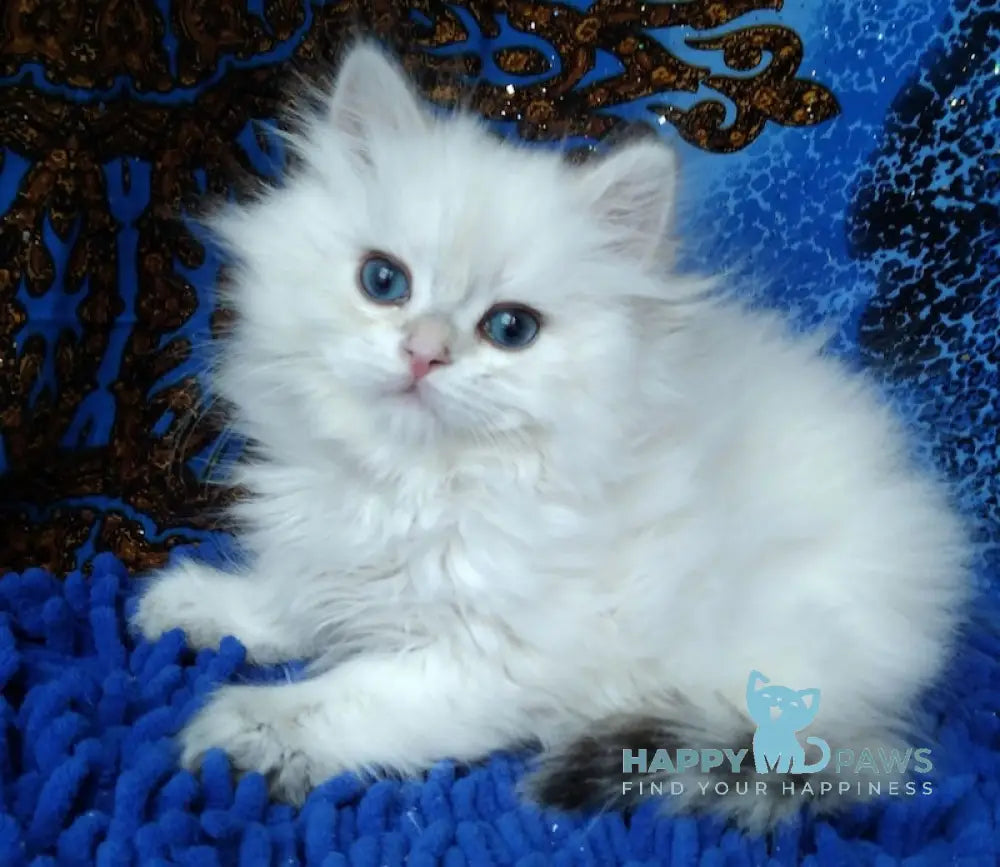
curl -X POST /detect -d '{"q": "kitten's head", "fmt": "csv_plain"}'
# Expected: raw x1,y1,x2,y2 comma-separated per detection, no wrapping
214,42,692,467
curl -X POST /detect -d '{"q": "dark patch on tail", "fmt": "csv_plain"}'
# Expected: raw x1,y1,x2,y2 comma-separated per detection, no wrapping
529,716,668,811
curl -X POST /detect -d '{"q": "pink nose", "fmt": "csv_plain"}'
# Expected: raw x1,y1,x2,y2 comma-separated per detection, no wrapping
405,348,450,380
402,316,452,380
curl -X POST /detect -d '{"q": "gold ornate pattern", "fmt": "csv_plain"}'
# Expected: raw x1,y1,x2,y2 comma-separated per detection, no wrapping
410,1,839,150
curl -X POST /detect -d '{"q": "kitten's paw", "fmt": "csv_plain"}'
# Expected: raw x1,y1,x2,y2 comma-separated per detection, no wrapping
132,563,312,663
132,562,233,651
180,686,330,804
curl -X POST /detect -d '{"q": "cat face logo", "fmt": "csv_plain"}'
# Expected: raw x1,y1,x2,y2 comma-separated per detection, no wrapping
746,670,831,774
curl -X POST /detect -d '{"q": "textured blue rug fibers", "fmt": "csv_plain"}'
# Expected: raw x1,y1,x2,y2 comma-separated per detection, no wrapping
0,548,999,865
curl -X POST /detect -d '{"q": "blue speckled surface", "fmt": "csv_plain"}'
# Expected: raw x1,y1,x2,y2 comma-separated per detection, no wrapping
1,0,999,863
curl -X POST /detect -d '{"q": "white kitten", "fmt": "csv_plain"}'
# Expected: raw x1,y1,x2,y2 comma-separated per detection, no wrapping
134,42,970,831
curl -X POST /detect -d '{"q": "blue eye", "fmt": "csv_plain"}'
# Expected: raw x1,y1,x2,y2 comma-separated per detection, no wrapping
359,254,410,304
479,305,541,349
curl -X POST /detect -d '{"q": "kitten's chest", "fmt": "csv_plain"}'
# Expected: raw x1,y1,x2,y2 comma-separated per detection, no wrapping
251,457,596,609
313,465,539,592
373,475,526,586
250,458,611,649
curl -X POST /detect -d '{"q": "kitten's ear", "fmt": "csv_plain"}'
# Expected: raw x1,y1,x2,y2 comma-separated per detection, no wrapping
328,42,427,161
798,688,820,712
577,139,678,264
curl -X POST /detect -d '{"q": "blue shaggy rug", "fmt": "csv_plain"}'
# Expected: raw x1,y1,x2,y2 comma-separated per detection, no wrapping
2,0,1000,864
1,547,1000,866
0,545,998,866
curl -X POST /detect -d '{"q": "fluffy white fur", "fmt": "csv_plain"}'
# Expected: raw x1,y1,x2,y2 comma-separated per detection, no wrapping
134,42,970,830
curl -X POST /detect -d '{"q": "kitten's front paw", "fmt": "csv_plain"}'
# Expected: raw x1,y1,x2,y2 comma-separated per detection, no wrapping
133,562,233,651
180,686,330,804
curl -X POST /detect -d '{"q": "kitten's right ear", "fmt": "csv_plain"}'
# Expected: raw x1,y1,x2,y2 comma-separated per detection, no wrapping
576,138,678,265
327,42,428,162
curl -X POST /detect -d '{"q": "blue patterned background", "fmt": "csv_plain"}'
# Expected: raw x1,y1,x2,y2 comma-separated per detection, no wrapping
2,0,996,581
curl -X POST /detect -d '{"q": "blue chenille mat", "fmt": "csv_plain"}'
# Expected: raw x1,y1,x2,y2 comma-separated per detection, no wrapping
0,553,998,866
2,0,1000,863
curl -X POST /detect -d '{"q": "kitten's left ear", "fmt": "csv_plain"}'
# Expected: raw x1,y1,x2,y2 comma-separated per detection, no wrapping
577,138,678,264
327,41,428,162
